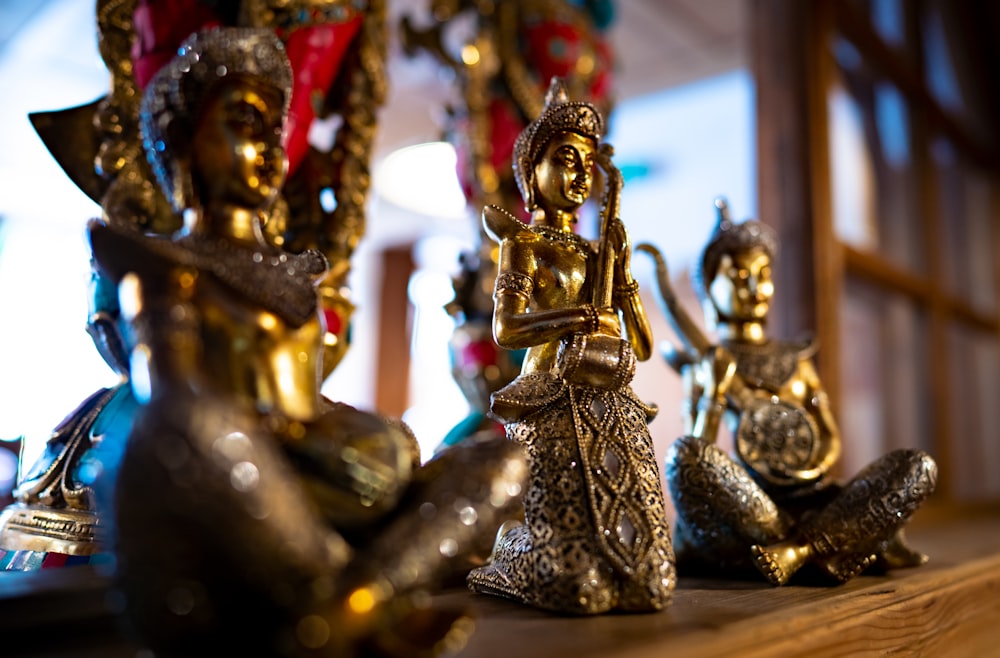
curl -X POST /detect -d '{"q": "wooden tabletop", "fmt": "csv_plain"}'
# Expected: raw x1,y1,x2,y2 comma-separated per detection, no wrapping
3,508,999,657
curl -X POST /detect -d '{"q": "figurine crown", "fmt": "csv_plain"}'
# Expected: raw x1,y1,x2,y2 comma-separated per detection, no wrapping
694,198,778,298
513,77,605,204
140,27,293,211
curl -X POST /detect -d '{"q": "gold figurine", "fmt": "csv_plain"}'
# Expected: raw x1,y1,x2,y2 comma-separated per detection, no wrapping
467,79,676,614
640,199,937,586
88,29,526,656
1,0,388,569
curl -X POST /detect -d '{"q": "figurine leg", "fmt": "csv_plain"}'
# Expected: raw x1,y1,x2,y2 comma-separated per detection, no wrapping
753,449,937,585
875,528,928,569
666,435,791,572
350,435,528,596
332,435,528,656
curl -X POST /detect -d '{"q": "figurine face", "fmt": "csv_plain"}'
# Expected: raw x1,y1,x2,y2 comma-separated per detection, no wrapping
709,248,774,321
190,76,287,211
532,131,596,215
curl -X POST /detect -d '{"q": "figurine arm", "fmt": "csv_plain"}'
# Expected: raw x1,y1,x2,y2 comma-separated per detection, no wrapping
799,358,840,441
635,243,711,356
691,346,738,443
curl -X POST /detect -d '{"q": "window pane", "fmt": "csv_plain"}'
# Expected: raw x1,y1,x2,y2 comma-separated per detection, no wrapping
844,0,916,64
921,3,964,117
933,138,998,316
946,323,1000,500
838,278,932,477
829,41,924,273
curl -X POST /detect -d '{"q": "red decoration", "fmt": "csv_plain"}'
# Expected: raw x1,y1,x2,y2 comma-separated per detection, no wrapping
130,1,365,177
322,307,342,336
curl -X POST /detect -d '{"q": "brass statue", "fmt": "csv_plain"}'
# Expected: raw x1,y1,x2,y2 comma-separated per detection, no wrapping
641,199,938,586
87,29,526,656
1,0,387,569
467,79,676,614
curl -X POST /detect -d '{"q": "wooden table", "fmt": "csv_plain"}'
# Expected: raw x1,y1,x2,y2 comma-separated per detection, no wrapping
3,509,999,657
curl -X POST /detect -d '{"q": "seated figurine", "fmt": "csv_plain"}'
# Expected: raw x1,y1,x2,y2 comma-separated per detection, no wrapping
89,28,526,656
641,199,937,586
467,79,676,615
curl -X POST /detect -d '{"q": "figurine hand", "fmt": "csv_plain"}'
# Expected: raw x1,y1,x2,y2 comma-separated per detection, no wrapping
703,346,738,400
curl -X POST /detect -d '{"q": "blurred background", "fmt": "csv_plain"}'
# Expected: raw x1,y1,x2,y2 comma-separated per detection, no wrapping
0,0,996,509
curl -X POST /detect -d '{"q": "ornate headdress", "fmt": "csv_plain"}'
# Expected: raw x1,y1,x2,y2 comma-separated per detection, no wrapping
512,77,604,207
694,198,779,300
140,27,294,211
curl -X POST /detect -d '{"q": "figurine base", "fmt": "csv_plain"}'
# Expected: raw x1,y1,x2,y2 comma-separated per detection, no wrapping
0,503,101,557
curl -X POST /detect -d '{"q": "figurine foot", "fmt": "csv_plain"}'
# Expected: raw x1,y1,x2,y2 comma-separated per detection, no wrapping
876,529,928,569
815,552,876,584
466,563,525,604
750,541,810,586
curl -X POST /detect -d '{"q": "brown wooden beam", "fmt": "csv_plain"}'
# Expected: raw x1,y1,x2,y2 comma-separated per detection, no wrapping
374,244,415,418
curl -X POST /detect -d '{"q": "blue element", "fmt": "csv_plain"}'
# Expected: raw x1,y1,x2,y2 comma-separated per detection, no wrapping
585,0,615,30
439,411,489,450
618,162,653,183
569,0,615,30
74,384,141,524
875,83,910,166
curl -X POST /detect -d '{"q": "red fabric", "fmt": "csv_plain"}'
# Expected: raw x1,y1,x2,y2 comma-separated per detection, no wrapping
322,307,342,336
282,17,363,176
130,2,364,178
131,0,222,89
459,338,499,369
40,552,69,569
522,19,613,101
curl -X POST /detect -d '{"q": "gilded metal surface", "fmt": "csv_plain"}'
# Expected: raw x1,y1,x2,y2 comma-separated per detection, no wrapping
643,199,938,586
86,29,526,656
467,81,675,614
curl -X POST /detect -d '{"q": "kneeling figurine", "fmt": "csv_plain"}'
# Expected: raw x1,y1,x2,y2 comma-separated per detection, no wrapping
467,79,676,614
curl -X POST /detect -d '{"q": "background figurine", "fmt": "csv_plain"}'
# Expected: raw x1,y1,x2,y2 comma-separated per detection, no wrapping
467,78,675,615
640,199,938,585
1,0,387,570
89,29,526,656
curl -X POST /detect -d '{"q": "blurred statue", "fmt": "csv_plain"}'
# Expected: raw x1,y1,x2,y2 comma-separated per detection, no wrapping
641,199,938,586
46,0,388,373
1,0,387,569
466,79,675,615
402,0,615,450
87,29,526,656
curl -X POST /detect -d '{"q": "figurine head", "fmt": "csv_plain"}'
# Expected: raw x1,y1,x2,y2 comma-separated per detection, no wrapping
140,28,293,213
513,78,604,214
696,199,778,326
